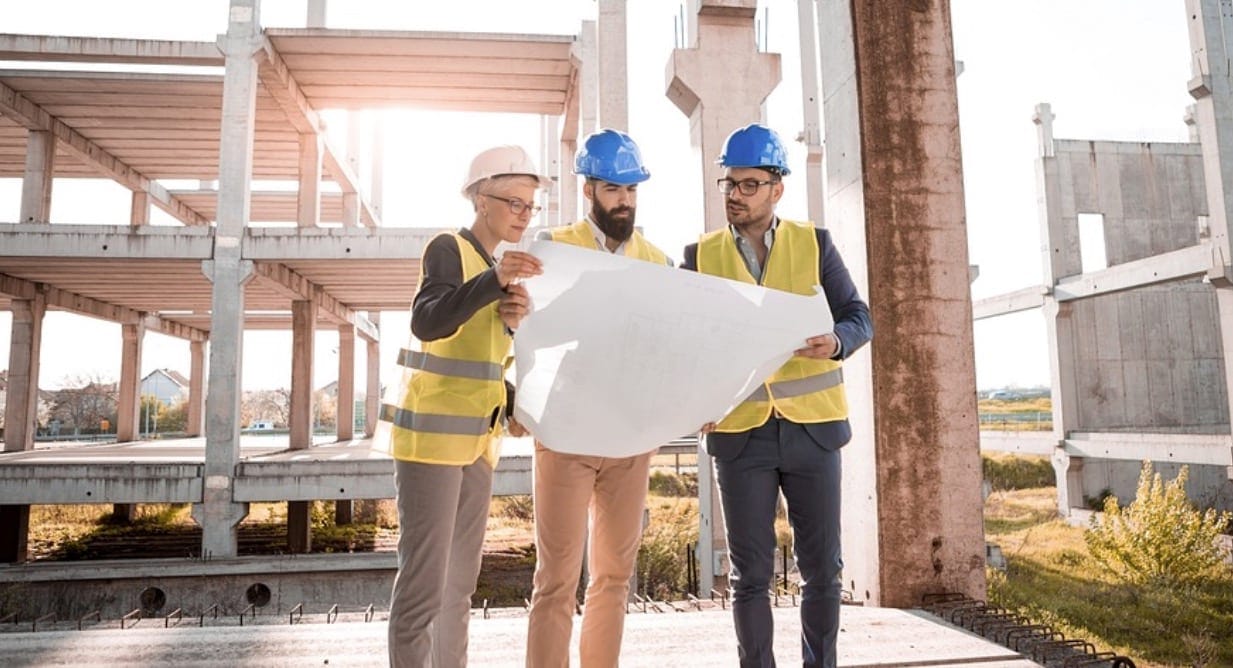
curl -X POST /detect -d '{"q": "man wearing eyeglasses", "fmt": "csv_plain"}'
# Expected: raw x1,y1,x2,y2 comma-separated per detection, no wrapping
525,128,672,668
682,123,872,668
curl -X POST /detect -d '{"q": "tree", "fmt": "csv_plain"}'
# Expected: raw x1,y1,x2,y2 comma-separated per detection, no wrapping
158,399,188,433
50,374,117,435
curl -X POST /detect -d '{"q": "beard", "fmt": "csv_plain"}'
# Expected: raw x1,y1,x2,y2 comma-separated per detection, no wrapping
592,201,635,243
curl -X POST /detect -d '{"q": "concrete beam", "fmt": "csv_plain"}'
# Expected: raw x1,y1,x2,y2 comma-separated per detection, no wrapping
0,224,214,257
254,38,379,228
0,80,209,226
0,272,208,341
0,464,203,504
1052,243,1214,301
1064,432,1233,467
972,286,1048,320
0,34,222,66
249,261,379,341
979,431,1056,457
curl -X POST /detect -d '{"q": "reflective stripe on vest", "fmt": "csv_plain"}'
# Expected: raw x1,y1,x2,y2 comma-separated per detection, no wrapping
548,220,670,265
697,219,849,432
380,231,509,466
380,403,491,436
744,367,844,402
396,348,504,381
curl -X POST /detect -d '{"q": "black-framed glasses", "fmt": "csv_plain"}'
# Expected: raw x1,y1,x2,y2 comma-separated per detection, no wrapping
717,177,778,196
485,194,542,216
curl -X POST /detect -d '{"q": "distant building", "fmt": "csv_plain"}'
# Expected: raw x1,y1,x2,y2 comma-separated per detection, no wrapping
141,369,189,406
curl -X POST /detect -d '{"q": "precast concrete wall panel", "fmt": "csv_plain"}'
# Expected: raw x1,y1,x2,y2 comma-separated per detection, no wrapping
1067,285,1226,432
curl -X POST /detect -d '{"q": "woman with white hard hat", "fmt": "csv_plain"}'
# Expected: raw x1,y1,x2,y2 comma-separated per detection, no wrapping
383,145,549,667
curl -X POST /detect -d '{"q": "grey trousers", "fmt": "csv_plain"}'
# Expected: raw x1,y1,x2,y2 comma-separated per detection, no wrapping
388,457,493,668
714,418,843,668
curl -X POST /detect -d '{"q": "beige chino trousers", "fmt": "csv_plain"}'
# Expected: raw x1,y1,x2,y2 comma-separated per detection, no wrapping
526,442,654,668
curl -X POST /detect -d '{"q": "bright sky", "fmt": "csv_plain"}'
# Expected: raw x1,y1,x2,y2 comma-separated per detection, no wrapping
0,0,1196,392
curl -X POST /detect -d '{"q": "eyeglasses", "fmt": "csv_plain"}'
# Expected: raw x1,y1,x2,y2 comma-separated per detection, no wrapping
485,194,542,216
717,178,778,196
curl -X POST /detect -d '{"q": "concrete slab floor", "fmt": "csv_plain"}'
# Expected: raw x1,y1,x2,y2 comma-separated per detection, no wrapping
0,604,1040,667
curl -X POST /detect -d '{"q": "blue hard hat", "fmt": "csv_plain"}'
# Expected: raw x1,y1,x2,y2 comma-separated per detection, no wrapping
717,123,791,176
574,129,651,185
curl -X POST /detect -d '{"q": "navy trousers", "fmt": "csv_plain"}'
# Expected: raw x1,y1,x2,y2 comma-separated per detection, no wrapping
713,418,843,668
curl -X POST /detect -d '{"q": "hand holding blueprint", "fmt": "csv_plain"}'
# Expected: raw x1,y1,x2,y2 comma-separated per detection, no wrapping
512,240,833,458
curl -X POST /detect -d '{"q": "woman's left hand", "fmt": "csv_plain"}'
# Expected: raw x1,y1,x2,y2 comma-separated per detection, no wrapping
507,414,529,438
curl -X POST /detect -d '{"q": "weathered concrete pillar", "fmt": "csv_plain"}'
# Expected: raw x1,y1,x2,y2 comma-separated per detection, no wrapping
19,129,54,224
193,0,261,559
337,324,355,441
365,313,380,438
819,0,985,607
1,296,45,562
116,322,144,442
580,21,598,137
597,0,629,131
297,133,322,228
1186,2,1233,494
130,190,150,226
666,0,780,234
186,340,207,437
341,113,362,227
287,298,316,552
665,0,779,594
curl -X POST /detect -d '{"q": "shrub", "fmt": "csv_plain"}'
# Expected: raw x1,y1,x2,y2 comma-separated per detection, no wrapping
982,453,1055,490
1084,461,1232,587
648,470,691,497
637,499,698,598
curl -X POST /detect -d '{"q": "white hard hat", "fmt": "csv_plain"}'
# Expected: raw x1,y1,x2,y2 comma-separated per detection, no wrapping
461,145,552,197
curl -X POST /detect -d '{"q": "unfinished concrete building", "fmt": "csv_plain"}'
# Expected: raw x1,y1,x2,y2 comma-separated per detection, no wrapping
977,0,1233,514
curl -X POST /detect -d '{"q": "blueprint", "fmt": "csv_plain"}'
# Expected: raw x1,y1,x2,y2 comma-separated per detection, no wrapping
512,240,833,458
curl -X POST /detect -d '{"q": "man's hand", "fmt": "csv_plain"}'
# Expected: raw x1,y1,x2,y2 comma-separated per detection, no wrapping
795,333,839,359
507,414,529,438
699,422,717,435
498,283,532,331
495,250,542,288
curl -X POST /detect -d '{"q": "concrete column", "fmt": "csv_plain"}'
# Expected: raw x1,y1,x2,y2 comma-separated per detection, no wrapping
796,0,824,225
666,0,780,234
130,190,150,227
665,0,778,594
298,133,323,228
193,0,261,559
306,0,326,27
335,322,355,526
559,136,578,224
186,340,207,436
580,21,598,137
365,313,380,438
287,298,316,553
337,324,355,441
371,113,385,223
1032,104,1084,515
820,0,985,607
341,114,362,227
1186,1,1233,455
289,299,316,450
116,322,144,442
2,296,44,563
597,0,629,131
19,130,54,224
3,297,44,453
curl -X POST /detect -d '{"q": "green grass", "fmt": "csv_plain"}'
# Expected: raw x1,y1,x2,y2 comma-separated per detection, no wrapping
987,487,1233,667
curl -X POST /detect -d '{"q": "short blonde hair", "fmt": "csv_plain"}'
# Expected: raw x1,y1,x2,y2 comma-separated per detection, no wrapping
467,173,542,211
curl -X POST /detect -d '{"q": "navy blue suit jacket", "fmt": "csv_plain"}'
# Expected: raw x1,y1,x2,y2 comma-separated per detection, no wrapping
682,225,872,460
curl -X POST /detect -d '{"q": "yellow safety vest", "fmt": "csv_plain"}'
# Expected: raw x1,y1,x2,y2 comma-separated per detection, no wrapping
382,232,510,466
697,219,848,432
549,220,670,266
